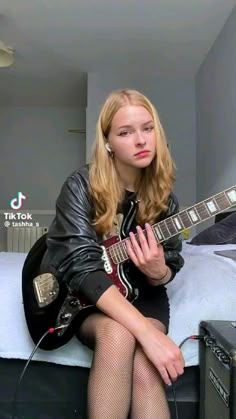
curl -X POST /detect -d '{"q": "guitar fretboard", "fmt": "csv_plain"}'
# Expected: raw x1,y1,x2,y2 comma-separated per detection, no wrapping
107,185,236,265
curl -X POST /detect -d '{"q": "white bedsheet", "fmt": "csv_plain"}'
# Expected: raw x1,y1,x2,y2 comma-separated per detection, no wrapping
0,242,236,368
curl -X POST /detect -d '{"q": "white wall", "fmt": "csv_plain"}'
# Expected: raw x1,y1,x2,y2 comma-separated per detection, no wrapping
86,73,196,208
196,7,236,201
0,106,86,250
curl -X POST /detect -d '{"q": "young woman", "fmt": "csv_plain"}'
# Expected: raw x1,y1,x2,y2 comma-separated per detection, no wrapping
40,89,185,419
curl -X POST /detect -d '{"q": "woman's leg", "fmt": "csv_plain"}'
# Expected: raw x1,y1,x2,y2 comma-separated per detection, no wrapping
130,319,170,419
77,312,136,419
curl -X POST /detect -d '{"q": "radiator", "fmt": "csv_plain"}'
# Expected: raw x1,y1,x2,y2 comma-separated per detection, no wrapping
7,226,48,253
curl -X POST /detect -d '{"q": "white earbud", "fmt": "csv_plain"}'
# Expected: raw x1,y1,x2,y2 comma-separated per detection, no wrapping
105,143,112,153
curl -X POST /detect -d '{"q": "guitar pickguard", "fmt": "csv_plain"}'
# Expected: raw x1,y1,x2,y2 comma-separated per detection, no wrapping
55,295,87,337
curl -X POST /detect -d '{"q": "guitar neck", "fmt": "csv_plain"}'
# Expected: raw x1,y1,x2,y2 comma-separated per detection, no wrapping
108,185,236,265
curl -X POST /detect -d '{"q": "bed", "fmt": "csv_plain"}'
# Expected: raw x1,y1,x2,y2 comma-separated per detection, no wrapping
1,213,236,419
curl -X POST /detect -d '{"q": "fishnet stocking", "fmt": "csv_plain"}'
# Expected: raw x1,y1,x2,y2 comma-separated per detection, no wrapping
130,343,170,419
77,312,136,419
77,314,170,419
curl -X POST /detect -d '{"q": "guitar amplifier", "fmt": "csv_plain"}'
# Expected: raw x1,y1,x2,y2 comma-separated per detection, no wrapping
199,320,236,419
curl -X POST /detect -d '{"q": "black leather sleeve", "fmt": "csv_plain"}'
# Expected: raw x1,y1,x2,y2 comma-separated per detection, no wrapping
162,193,185,283
40,169,114,305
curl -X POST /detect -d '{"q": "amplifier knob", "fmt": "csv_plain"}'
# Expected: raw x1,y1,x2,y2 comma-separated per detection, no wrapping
205,337,216,346
219,355,230,364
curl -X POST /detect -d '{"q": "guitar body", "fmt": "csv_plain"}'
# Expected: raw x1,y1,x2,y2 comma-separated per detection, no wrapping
22,233,137,350
22,233,72,350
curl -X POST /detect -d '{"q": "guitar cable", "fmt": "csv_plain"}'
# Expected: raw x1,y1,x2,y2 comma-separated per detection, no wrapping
11,325,66,419
11,331,204,419
171,334,205,419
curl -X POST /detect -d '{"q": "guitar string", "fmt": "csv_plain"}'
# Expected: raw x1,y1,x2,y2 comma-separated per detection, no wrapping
37,190,236,269
105,192,236,264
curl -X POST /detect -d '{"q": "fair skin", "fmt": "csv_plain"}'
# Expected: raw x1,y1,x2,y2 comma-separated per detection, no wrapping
95,104,185,386
108,105,157,190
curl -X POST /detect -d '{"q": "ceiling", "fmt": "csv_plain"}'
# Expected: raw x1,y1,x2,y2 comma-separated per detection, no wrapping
0,0,235,107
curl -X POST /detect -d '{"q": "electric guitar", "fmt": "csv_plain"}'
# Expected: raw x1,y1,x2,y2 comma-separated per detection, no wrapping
22,185,236,349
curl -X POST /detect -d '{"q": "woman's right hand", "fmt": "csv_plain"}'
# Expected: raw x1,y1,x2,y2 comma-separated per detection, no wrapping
138,323,185,386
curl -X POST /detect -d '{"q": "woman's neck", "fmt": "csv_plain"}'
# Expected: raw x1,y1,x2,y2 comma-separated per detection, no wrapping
114,161,140,192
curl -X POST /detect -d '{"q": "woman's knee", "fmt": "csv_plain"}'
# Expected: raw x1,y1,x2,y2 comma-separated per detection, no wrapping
95,316,136,353
147,317,167,334
133,346,163,388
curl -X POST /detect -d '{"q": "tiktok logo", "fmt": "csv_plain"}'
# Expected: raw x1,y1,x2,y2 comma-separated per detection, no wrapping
10,192,27,210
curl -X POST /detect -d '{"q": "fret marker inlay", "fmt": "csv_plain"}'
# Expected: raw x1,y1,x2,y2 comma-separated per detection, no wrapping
206,200,217,213
173,217,182,230
188,209,198,222
155,227,163,240
227,190,236,203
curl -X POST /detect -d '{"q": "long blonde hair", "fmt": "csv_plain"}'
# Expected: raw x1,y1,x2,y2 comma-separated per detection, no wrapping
89,89,175,235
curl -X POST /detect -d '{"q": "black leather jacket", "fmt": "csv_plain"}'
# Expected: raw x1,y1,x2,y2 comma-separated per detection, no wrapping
40,165,184,305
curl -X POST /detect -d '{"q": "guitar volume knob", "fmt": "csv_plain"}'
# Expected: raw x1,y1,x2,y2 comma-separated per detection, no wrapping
60,312,72,322
69,298,80,307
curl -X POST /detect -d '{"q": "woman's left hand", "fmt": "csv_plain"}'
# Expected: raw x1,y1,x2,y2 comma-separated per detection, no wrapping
125,223,167,279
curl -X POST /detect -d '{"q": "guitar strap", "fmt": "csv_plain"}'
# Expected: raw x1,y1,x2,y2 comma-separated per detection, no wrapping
121,198,139,238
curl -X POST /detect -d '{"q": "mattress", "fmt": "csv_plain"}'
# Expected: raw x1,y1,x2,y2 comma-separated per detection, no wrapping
1,242,236,369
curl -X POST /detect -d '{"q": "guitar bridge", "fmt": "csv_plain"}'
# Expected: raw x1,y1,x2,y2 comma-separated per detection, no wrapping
33,273,59,307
